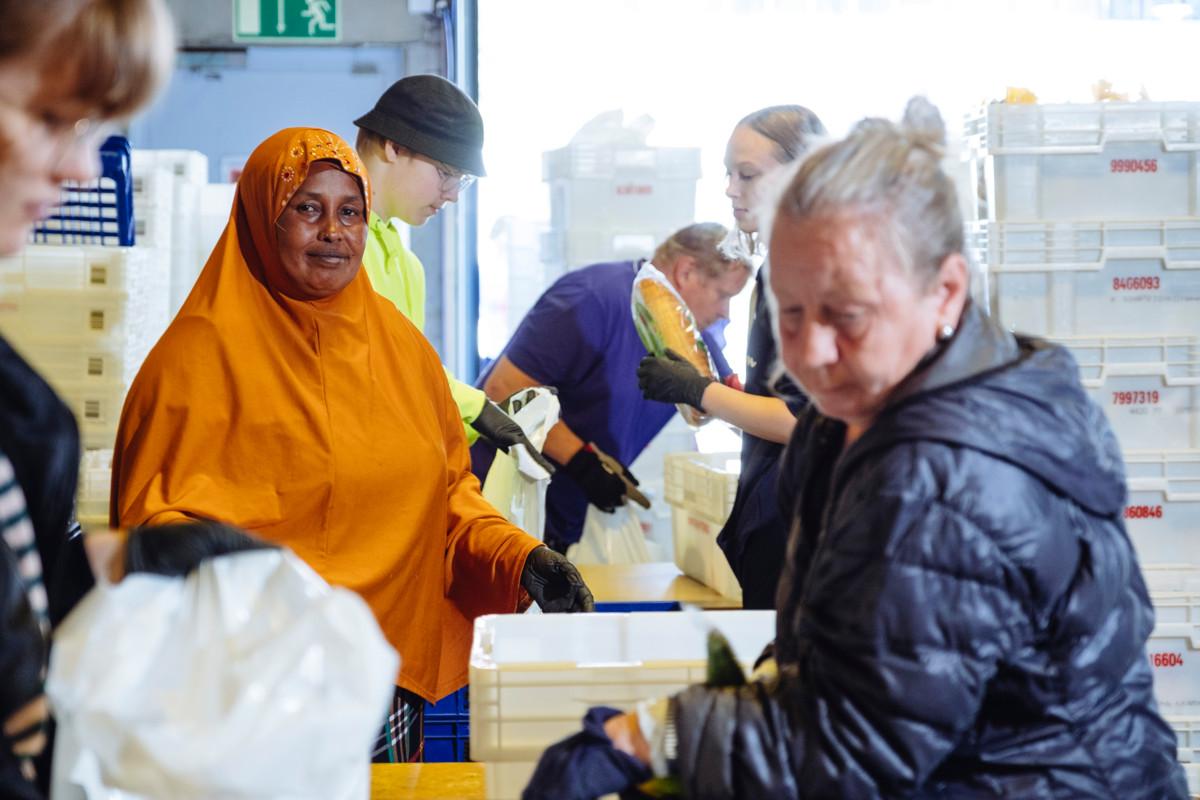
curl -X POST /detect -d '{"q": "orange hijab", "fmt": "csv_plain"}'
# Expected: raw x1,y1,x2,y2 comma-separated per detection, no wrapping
111,128,539,700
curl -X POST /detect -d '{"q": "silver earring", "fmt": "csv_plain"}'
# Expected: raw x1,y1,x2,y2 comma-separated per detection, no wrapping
938,324,956,341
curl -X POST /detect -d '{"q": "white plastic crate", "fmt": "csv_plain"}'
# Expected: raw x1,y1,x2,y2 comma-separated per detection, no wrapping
0,245,156,293
544,145,701,182
76,448,112,523
1056,336,1200,450
663,452,742,600
971,219,1200,337
963,102,1200,222
663,452,739,521
1148,592,1200,715
132,149,209,187
1172,717,1200,764
484,760,539,800
469,610,775,764
132,199,173,250
0,285,168,346
1144,564,1200,594
13,339,139,389
55,379,126,449
1124,451,1200,565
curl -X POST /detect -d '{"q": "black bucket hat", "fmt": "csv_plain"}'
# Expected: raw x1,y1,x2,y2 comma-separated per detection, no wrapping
354,74,486,177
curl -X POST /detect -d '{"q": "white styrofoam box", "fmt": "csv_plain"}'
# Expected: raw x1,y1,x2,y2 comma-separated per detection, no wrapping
963,102,1200,222
1057,336,1200,450
663,452,742,599
76,448,112,523
971,219,1200,337
1188,762,1200,799
1123,451,1200,565
132,149,209,186
1148,592,1200,715
470,610,774,763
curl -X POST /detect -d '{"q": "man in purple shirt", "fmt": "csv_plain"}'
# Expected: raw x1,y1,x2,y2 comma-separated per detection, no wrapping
472,223,750,553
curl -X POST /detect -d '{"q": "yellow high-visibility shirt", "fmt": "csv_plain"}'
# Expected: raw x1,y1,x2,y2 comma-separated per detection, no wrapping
362,212,486,440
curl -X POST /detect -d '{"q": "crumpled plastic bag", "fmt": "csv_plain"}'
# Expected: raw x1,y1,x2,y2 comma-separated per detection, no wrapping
47,549,398,800
567,504,653,566
630,261,716,427
482,387,560,540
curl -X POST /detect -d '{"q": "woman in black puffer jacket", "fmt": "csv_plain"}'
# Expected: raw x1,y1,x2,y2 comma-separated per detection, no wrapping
523,98,1187,800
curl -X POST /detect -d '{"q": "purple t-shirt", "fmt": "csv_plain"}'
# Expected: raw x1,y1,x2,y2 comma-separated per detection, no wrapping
472,260,731,548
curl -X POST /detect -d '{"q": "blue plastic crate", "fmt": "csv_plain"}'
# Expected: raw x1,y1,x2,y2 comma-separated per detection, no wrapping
423,686,469,762
425,685,469,718
30,135,135,246
423,717,470,763
594,600,682,613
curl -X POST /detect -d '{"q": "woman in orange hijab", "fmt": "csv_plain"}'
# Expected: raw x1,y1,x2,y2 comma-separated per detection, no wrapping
110,127,593,762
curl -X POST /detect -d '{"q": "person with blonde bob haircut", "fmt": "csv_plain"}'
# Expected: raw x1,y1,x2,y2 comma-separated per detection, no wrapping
0,1,174,795
523,98,1187,800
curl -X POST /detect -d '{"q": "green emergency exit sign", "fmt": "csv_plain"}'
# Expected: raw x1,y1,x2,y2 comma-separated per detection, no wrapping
233,0,340,42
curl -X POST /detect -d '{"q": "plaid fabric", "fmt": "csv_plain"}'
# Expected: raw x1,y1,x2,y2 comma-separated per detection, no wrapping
371,686,425,763
0,455,47,629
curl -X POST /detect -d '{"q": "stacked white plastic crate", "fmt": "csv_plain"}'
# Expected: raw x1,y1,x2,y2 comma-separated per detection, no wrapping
541,138,701,276
0,245,166,455
131,149,210,315
470,609,775,798
661,451,743,600
965,101,1200,790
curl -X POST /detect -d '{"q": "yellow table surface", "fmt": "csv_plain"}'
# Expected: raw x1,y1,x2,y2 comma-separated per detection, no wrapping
371,763,484,799
578,561,742,609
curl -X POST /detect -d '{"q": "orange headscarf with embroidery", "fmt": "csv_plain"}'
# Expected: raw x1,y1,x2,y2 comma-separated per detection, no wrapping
110,128,540,700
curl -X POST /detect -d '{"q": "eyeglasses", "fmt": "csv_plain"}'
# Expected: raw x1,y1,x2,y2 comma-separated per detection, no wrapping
408,150,477,194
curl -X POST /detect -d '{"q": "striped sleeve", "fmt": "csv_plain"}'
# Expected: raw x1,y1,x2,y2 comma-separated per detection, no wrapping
0,455,47,629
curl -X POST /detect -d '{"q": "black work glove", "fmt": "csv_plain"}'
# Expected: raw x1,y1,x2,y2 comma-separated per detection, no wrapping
563,446,634,513
471,400,556,476
636,349,715,411
521,546,594,613
124,521,278,578
522,706,652,800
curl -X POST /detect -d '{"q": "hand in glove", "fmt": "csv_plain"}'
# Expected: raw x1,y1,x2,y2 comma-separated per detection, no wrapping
636,350,715,411
471,400,556,475
564,445,635,513
521,546,594,613
522,707,651,800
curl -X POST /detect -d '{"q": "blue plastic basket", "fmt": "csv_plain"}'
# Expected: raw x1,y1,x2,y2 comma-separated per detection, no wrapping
30,135,135,246
423,686,469,763
594,600,683,613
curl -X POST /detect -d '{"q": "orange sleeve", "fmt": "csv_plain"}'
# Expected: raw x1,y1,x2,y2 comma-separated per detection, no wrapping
436,359,542,620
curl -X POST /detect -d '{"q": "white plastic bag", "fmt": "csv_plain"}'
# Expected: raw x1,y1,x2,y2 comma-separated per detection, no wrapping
482,387,560,540
47,549,398,800
567,504,653,565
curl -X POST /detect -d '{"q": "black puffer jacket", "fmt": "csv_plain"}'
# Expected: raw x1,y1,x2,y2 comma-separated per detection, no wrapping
669,303,1186,798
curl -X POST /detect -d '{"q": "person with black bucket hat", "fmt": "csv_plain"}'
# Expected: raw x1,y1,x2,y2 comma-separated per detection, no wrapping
354,74,553,473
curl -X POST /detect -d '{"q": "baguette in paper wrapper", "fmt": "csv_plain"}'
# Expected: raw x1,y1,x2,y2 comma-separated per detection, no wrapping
631,261,716,427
